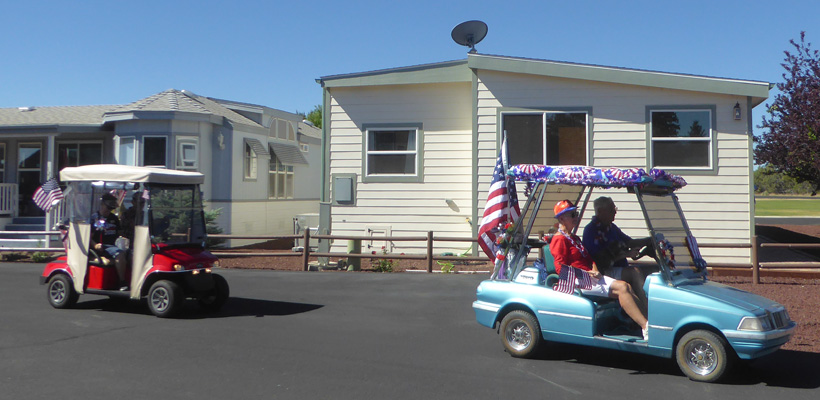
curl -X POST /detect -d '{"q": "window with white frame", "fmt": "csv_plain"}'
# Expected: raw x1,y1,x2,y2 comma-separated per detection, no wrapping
502,111,588,166
117,137,137,166
268,153,294,199
244,142,258,179
365,128,418,176
650,109,712,168
143,137,167,167
176,137,198,171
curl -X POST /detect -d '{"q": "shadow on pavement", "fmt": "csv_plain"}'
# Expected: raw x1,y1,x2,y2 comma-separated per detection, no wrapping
72,296,323,319
534,344,820,388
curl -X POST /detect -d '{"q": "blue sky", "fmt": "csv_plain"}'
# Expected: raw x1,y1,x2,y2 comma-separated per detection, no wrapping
1,0,818,136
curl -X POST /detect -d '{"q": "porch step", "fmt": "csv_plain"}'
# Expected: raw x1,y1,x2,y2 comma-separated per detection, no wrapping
4,224,46,232
12,216,45,225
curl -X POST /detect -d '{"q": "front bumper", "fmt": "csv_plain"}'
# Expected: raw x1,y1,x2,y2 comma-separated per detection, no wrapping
724,321,797,359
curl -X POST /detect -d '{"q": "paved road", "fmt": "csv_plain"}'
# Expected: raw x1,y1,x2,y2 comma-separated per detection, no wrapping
756,216,820,226
2,264,818,399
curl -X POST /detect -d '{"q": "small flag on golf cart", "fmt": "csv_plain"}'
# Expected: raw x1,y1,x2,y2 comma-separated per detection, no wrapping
554,265,594,294
32,178,64,212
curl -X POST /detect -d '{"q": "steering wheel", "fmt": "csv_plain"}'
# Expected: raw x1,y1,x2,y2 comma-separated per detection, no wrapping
631,245,656,261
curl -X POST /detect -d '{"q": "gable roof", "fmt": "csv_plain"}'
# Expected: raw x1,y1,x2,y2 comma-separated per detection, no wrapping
103,89,264,129
318,53,770,105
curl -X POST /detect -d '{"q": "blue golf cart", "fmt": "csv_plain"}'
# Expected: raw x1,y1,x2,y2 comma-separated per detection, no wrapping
472,165,795,382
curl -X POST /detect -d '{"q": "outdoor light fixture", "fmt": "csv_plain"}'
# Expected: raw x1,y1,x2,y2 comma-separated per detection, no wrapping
733,102,742,120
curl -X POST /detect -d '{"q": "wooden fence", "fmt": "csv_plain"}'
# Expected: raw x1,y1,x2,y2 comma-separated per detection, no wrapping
4,230,820,284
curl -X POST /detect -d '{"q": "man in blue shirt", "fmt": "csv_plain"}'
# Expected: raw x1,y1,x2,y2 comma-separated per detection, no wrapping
583,196,655,313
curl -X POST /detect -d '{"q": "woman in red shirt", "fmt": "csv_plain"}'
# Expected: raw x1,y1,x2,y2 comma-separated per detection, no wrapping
550,200,648,340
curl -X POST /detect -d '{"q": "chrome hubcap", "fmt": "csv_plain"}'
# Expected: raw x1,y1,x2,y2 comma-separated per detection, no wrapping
505,320,532,351
684,339,717,375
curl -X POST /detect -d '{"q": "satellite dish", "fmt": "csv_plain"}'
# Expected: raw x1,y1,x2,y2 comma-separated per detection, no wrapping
451,20,488,53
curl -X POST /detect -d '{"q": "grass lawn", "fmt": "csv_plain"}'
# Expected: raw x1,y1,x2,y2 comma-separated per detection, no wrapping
755,198,820,216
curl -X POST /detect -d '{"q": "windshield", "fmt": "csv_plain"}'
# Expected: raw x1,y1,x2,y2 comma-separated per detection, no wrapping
147,184,206,245
637,191,706,281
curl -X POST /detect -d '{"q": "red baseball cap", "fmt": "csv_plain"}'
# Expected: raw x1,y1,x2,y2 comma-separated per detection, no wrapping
554,200,577,218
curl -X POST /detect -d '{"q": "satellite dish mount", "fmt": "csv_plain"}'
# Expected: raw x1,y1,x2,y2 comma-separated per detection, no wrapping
451,20,488,54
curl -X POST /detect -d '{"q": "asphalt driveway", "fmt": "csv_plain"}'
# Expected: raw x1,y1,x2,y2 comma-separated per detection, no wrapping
2,264,818,399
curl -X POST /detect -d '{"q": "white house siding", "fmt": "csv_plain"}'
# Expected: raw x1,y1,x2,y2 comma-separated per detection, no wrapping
328,82,474,254
475,70,753,265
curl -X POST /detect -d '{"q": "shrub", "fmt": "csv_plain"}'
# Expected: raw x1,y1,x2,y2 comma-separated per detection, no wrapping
31,252,53,263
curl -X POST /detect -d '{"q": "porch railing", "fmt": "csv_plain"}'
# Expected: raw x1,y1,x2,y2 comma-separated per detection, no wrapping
0,184,18,217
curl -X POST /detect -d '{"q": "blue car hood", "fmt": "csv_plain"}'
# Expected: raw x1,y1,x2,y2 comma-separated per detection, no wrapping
676,281,781,313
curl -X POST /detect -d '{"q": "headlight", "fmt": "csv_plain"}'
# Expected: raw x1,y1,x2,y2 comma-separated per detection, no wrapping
173,264,184,271
738,315,773,331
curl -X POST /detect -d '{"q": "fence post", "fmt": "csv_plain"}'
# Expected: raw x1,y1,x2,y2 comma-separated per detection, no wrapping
427,231,433,273
302,229,310,271
751,235,760,285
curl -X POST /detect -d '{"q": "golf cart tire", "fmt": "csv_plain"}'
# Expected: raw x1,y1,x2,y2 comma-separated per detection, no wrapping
500,310,542,358
47,274,78,309
147,280,183,318
198,274,229,312
675,329,732,383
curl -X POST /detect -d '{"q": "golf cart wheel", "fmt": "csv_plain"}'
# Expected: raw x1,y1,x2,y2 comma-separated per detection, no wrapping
47,274,78,309
147,280,183,318
500,310,542,358
676,330,731,382
198,274,229,311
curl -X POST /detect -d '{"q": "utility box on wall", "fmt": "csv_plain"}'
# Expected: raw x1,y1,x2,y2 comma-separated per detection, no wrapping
332,174,356,205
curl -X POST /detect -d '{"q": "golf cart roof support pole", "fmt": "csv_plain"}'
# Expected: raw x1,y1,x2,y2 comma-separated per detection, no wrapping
670,194,706,276
523,180,549,244
510,180,549,279
490,180,542,280
574,187,594,235
633,187,674,285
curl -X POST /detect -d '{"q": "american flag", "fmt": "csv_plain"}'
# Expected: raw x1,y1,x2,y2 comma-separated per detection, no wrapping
32,178,64,212
554,265,594,294
477,144,520,261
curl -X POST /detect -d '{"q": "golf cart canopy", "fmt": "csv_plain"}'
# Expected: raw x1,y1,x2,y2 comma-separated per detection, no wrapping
508,165,686,192
59,164,204,185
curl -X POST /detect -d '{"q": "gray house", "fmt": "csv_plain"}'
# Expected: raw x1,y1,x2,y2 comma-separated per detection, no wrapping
0,89,321,247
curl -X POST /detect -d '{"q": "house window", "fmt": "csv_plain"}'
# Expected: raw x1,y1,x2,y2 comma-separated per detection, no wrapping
502,112,588,166
365,128,418,176
117,137,137,166
57,142,103,172
0,144,5,183
244,142,258,179
650,109,712,168
143,137,167,167
176,137,198,171
268,153,294,199
300,143,309,153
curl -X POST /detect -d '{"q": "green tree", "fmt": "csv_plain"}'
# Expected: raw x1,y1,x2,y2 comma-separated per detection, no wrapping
756,32,820,195
305,104,322,128
754,165,814,194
